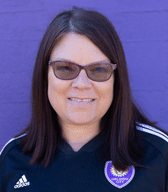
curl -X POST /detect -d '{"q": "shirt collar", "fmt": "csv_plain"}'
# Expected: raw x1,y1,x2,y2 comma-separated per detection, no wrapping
58,131,105,153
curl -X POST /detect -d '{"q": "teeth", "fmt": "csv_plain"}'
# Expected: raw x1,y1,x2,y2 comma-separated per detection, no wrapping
69,98,93,102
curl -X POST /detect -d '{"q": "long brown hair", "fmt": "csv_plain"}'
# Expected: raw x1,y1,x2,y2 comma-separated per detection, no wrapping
18,7,159,170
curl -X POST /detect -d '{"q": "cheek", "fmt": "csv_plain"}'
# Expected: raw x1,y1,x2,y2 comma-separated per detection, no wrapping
95,77,114,118
48,71,56,102
100,77,114,105
48,70,63,111
48,69,71,115
101,86,113,110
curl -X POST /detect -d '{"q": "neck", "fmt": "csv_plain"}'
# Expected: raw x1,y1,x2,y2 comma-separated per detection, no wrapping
61,122,100,151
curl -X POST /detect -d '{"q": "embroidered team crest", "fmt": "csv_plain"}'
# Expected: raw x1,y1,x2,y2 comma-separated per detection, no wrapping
104,161,135,189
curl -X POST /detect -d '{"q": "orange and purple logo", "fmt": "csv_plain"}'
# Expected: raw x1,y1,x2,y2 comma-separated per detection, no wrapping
104,161,135,189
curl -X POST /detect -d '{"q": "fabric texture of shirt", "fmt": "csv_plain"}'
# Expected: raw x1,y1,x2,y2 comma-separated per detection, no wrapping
0,124,168,192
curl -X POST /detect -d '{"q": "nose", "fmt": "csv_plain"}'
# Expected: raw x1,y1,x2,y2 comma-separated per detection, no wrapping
72,69,92,89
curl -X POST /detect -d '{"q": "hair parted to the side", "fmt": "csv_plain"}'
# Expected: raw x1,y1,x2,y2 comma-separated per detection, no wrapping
17,6,159,170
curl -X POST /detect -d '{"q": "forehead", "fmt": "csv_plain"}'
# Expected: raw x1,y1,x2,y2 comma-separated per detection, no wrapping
50,33,110,64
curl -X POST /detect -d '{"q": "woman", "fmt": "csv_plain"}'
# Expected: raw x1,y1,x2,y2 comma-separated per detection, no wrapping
0,7,167,191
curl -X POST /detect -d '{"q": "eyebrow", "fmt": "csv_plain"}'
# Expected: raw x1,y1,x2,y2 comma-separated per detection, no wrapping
50,58,111,64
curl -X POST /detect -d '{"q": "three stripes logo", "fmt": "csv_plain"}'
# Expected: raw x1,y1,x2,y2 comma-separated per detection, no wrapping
14,175,30,189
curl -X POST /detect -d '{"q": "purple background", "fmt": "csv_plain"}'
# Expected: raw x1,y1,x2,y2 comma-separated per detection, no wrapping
0,0,168,150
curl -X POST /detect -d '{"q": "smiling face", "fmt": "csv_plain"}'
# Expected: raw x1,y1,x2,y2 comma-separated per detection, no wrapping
48,33,114,130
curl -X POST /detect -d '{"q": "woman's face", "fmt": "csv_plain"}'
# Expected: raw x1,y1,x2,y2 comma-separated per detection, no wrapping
48,33,114,128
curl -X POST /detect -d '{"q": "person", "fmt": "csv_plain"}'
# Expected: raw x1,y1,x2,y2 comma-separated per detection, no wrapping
0,6,167,192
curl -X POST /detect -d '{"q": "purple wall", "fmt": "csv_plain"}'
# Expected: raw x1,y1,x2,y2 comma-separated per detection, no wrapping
0,1,168,150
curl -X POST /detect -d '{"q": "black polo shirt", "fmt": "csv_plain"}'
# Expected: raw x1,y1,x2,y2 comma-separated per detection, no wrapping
0,124,168,192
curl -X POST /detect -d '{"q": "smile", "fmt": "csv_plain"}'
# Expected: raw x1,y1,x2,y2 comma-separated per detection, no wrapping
68,98,95,102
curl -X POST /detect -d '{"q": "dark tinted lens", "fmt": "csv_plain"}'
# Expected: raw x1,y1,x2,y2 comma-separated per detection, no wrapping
52,61,79,80
87,63,112,81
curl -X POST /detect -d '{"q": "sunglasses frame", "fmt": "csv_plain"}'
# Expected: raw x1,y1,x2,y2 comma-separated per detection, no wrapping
48,59,117,82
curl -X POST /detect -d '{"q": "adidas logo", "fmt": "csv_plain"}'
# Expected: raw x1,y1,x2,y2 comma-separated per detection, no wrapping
14,175,30,189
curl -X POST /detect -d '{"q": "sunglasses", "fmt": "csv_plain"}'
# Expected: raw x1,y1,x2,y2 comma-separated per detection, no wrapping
48,60,117,82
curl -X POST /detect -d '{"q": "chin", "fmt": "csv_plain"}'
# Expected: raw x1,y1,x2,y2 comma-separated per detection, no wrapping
68,119,96,126
66,115,100,127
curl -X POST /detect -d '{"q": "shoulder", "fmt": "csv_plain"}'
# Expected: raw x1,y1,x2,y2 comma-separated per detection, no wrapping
0,134,27,167
136,123,168,156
